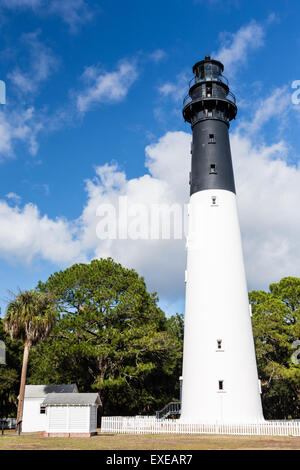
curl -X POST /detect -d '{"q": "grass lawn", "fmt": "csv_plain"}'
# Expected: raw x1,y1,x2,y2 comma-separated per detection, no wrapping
0,432,299,450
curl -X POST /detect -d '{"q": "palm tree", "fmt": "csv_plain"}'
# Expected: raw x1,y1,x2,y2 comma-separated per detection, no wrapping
4,290,57,430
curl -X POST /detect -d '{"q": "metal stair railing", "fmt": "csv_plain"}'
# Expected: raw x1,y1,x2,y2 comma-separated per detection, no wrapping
156,402,181,420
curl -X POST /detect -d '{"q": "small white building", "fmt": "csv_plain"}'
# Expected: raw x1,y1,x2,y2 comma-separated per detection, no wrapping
42,393,102,437
22,384,78,433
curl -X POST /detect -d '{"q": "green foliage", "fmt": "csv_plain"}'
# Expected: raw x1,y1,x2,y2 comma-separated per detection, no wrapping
4,289,57,423
31,258,183,415
5,290,57,346
2,260,298,420
0,319,23,418
250,277,300,419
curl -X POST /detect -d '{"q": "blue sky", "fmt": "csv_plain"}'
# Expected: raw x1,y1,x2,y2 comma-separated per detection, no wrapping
0,0,300,316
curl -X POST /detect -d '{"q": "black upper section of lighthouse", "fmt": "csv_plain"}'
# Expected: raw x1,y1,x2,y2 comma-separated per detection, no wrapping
183,56,237,196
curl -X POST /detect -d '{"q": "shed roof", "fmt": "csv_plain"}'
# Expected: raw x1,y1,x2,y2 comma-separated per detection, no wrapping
24,384,78,398
42,393,101,406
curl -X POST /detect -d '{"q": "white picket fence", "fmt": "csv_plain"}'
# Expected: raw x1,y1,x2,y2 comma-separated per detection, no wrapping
101,416,300,436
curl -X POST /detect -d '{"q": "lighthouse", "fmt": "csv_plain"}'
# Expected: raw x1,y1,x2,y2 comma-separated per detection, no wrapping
180,56,264,424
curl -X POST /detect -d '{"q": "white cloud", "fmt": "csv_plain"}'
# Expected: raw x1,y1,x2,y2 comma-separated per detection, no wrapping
77,132,191,298
157,19,266,105
0,200,85,265
76,60,139,114
48,0,93,32
1,0,93,31
79,126,300,297
1,118,300,303
238,86,291,134
0,132,190,300
1,55,138,160
214,20,265,75
145,131,190,202
0,32,58,160
231,131,300,289
8,31,59,95
0,106,42,159
6,192,21,204
1,0,42,6
158,71,189,103
149,49,167,63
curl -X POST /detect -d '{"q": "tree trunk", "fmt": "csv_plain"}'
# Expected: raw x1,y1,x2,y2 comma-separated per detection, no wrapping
16,339,31,430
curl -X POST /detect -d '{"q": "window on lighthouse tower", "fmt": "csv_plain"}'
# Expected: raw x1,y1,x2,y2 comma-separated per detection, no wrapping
210,164,217,174
218,380,224,391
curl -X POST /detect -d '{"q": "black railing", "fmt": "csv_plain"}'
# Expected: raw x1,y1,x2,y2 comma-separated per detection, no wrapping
156,402,181,420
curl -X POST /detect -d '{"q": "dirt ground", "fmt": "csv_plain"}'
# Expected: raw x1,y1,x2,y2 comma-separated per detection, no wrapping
0,432,299,450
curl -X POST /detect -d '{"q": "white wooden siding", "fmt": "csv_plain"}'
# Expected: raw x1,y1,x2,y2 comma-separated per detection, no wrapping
22,398,47,432
46,406,94,434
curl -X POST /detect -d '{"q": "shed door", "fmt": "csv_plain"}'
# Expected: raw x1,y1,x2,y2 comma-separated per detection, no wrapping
69,407,88,432
49,407,66,432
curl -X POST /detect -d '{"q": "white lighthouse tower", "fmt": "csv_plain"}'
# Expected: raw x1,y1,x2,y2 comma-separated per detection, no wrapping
180,56,264,424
